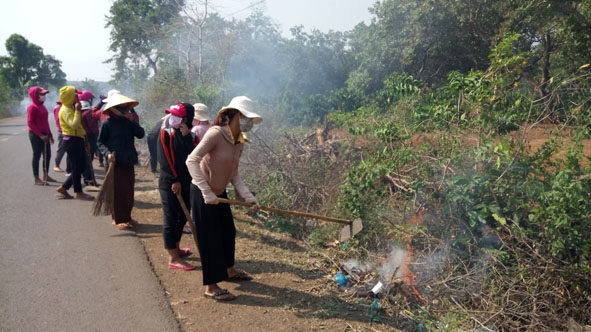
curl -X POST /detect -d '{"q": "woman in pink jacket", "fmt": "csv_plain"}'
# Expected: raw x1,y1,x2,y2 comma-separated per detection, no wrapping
186,96,261,301
27,86,56,185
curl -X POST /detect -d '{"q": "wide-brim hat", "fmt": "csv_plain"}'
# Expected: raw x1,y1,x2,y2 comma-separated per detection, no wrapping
102,92,139,114
193,103,210,121
218,96,262,124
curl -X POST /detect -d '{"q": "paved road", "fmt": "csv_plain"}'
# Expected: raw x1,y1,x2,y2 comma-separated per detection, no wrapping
0,116,179,332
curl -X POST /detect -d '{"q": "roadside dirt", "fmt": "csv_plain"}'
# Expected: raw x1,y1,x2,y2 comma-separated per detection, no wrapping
129,166,401,332
126,124,590,332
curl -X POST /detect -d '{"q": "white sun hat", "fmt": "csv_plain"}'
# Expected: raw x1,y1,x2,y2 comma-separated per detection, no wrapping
193,103,210,121
218,96,262,124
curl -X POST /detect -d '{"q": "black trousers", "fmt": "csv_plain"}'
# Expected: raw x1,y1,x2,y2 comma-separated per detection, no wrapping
160,187,190,249
190,184,235,285
28,131,51,177
147,133,158,173
83,134,97,182
61,136,86,193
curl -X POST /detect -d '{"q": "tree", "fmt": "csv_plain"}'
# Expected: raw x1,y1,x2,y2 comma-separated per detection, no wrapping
106,0,185,82
498,0,591,121
348,0,504,92
0,34,66,97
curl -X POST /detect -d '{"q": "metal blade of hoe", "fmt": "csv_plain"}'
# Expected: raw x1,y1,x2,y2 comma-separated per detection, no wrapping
217,198,363,241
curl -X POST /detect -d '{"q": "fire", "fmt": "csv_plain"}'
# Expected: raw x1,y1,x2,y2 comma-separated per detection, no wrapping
402,207,428,304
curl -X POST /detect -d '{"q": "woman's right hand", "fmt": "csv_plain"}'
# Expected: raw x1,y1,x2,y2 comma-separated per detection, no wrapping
108,153,116,164
203,192,219,205
171,182,181,194
179,122,190,136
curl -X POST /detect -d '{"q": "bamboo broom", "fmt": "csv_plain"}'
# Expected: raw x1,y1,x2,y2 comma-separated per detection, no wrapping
92,152,116,216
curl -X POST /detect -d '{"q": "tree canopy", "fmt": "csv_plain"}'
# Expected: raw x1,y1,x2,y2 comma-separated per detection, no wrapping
0,34,66,97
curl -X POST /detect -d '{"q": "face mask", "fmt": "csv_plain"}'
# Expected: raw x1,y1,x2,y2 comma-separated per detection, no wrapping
239,117,254,132
38,95,47,103
168,115,183,129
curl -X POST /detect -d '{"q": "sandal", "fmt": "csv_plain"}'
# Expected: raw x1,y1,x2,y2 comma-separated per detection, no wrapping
168,262,196,271
44,176,57,182
56,186,74,199
112,221,131,229
35,181,48,186
204,289,236,301
76,193,95,201
179,247,192,258
226,269,253,282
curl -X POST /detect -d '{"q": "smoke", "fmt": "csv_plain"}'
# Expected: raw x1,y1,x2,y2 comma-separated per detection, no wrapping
380,245,407,284
13,97,30,117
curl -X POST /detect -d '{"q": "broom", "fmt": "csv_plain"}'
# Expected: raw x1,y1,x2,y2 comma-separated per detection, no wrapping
92,152,116,216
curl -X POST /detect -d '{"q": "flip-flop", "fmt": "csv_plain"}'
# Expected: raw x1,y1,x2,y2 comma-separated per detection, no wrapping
56,193,74,199
179,248,192,258
55,187,74,199
204,289,236,301
35,181,48,186
226,269,253,282
168,263,196,271
112,221,131,229
76,193,95,201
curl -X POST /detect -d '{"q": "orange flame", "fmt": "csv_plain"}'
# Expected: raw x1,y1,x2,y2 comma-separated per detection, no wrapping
402,208,428,304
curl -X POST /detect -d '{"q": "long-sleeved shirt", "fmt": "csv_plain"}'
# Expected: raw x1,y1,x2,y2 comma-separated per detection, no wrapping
186,125,254,201
26,86,52,139
190,121,210,142
53,103,62,132
82,104,103,135
58,86,85,138
98,113,145,167
157,128,197,189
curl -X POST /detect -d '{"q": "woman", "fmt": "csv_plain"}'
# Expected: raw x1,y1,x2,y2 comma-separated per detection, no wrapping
158,103,197,271
97,92,145,228
55,86,94,201
186,96,261,301
27,86,56,185
190,103,211,142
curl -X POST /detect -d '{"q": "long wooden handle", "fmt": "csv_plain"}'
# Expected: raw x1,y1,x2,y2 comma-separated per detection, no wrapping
176,193,199,248
217,198,352,225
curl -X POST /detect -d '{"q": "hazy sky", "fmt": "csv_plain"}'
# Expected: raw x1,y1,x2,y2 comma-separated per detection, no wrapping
0,0,376,82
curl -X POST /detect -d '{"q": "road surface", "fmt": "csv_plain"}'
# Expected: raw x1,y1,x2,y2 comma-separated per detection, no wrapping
0,116,179,332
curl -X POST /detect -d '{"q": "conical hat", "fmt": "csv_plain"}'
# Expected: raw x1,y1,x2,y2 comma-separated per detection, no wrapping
102,92,139,114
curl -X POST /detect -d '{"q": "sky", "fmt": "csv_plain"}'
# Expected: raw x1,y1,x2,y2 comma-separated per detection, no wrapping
0,0,376,83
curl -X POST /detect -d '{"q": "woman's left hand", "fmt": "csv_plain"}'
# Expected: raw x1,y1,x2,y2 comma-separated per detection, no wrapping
245,197,259,211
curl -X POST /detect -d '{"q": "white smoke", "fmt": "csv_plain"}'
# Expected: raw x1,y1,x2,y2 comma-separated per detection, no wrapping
380,245,407,284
